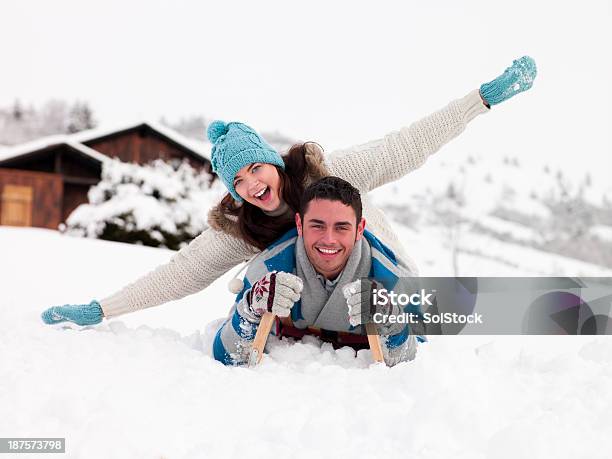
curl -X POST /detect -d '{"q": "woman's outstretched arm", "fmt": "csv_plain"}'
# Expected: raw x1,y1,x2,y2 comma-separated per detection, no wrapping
99,228,256,318
41,227,258,325
325,56,536,193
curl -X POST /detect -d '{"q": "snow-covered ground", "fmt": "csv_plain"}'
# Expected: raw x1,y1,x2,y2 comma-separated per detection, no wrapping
2,225,612,458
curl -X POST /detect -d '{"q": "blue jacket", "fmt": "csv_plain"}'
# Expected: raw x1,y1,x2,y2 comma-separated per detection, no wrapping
213,228,425,366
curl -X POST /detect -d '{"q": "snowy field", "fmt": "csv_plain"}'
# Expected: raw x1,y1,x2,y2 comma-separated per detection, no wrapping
2,226,612,458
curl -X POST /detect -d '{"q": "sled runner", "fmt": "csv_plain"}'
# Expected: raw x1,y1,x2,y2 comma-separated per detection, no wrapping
248,312,385,367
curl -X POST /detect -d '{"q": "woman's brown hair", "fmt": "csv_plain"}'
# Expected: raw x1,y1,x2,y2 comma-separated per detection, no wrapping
217,142,314,250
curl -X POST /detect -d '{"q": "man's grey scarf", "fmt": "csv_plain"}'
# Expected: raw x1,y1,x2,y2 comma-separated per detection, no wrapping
295,236,371,332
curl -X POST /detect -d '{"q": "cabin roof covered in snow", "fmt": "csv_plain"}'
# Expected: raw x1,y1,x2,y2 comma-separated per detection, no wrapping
71,120,211,160
0,121,211,165
0,135,110,164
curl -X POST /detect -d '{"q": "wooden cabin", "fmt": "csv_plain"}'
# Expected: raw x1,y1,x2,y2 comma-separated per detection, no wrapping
0,122,211,230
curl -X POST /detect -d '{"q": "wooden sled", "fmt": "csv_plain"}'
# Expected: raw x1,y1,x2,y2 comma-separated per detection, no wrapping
248,312,385,367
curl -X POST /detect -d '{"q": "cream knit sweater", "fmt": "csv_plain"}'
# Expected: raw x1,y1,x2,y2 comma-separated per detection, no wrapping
100,90,489,318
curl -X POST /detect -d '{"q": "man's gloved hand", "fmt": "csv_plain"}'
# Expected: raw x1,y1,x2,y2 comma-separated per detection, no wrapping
41,300,104,326
343,279,373,327
238,271,303,322
343,279,405,335
479,56,537,106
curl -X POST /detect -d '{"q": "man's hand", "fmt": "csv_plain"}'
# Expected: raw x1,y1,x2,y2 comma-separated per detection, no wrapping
343,280,407,335
342,279,373,327
41,300,104,326
242,271,303,320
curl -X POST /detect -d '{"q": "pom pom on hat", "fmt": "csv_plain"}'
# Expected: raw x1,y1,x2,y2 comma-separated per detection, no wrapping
207,120,229,143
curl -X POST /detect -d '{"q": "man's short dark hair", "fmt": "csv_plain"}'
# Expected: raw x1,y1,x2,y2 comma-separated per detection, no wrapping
299,176,362,223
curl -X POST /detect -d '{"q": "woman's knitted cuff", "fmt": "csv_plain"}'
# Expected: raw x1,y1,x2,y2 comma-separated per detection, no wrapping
460,89,491,124
99,293,132,318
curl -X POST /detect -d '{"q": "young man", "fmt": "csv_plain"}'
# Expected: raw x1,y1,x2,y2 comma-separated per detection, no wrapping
213,176,425,367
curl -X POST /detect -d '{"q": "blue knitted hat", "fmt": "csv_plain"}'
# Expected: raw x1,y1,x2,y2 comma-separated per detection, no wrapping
207,120,285,202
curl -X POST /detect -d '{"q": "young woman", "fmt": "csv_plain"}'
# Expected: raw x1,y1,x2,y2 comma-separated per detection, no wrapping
41,56,537,326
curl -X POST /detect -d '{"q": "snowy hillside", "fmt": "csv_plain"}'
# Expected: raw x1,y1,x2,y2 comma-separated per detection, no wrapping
2,224,612,458
371,148,612,271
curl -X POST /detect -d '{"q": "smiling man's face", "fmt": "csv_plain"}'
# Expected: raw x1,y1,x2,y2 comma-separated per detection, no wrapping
295,198,366,280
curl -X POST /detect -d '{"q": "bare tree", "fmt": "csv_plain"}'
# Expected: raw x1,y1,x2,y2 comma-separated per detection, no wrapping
430,181,468,276
67,101,96,133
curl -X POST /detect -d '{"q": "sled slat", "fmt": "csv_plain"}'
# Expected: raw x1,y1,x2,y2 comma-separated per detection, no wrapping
366,323,385,363
249,312,276,367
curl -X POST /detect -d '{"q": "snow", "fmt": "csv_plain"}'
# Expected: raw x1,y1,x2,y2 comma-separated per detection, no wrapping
367,146,612,269
375,147,611,218
393,223,612,277
471,214,540,243
590,225,612,243
2,225,612,458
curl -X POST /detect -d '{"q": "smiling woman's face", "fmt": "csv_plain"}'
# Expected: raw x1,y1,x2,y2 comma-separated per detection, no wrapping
233,163,282,212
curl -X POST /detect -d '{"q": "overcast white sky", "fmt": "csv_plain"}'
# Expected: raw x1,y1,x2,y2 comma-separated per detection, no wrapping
2,0,611,175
